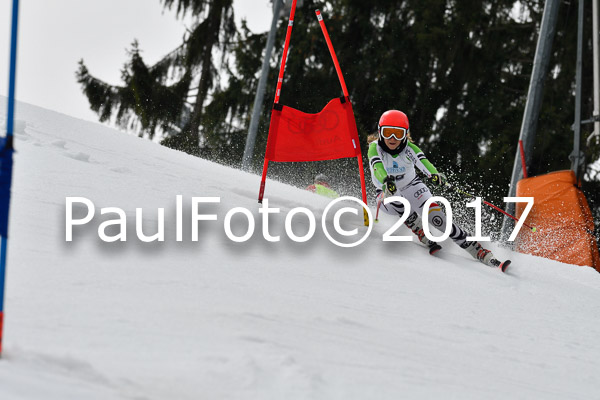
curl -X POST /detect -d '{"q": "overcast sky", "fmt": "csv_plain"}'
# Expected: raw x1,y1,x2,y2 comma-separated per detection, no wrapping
1,0,273,123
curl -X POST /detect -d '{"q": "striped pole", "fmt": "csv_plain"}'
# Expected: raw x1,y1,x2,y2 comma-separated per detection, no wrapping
315,10,349,97
259,0,297,202
315,10,369,224
273,0,297,104
0,0,20,357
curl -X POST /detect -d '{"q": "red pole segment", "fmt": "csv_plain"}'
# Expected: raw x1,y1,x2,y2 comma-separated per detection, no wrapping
518,140,528,178
315,10,349,97
258,159,269,203
356,154,369,226
449,184,536,231
482,199,535,230
261,0,296,202
273,0,297,104
356,155,368,205
317,9,367,224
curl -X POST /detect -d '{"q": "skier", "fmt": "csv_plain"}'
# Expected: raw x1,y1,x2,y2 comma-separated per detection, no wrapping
368,109,509,271
306,173,339,199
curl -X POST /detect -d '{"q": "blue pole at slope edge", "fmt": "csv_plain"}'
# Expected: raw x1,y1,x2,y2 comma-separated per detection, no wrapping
0,0,20,357
6,0,20,140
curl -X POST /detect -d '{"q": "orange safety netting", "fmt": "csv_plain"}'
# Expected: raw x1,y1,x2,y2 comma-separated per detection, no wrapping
516,170,600,271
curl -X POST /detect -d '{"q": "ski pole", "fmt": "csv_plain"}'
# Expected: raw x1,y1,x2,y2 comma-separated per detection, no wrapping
446,183,537,232
374,193,384,222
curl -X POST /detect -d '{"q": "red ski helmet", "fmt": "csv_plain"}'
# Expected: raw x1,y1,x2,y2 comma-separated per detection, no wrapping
378,110,409,131
377,110,409,154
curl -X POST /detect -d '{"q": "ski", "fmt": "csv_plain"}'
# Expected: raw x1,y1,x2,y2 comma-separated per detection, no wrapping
428,243,442,255
490,259,511,273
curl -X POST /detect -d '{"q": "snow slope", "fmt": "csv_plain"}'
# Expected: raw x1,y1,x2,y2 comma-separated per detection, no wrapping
0,98,599,399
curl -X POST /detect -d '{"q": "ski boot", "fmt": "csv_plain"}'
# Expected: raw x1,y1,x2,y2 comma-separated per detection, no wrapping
461,241,510,272
405,212,442,255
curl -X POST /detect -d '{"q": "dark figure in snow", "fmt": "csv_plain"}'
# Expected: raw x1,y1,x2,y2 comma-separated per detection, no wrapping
369,110,508,270
306,173,339,199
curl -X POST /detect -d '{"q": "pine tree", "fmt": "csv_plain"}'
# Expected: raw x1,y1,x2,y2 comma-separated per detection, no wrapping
198,21,269,164
75,0,599,216
243,0,597,206
77,0,235,154
76,42,192,139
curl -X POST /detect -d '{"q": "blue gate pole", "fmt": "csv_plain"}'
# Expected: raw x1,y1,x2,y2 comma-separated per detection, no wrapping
0,0,20,357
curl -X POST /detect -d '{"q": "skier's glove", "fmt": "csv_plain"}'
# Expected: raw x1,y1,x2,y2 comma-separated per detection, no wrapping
383,176,397,196
429,173,447,187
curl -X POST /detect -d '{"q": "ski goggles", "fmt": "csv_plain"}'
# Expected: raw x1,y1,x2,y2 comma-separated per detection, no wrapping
379,126,408,141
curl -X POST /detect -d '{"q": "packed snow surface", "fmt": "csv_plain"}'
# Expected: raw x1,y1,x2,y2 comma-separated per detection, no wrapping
0,98,599,399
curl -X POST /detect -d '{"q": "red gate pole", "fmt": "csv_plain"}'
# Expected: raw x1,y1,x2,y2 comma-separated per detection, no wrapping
259,0,297,202
315,10,349,97
258,159,269,204
273,0,297,104
357,154,370,225
316,10,370,225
